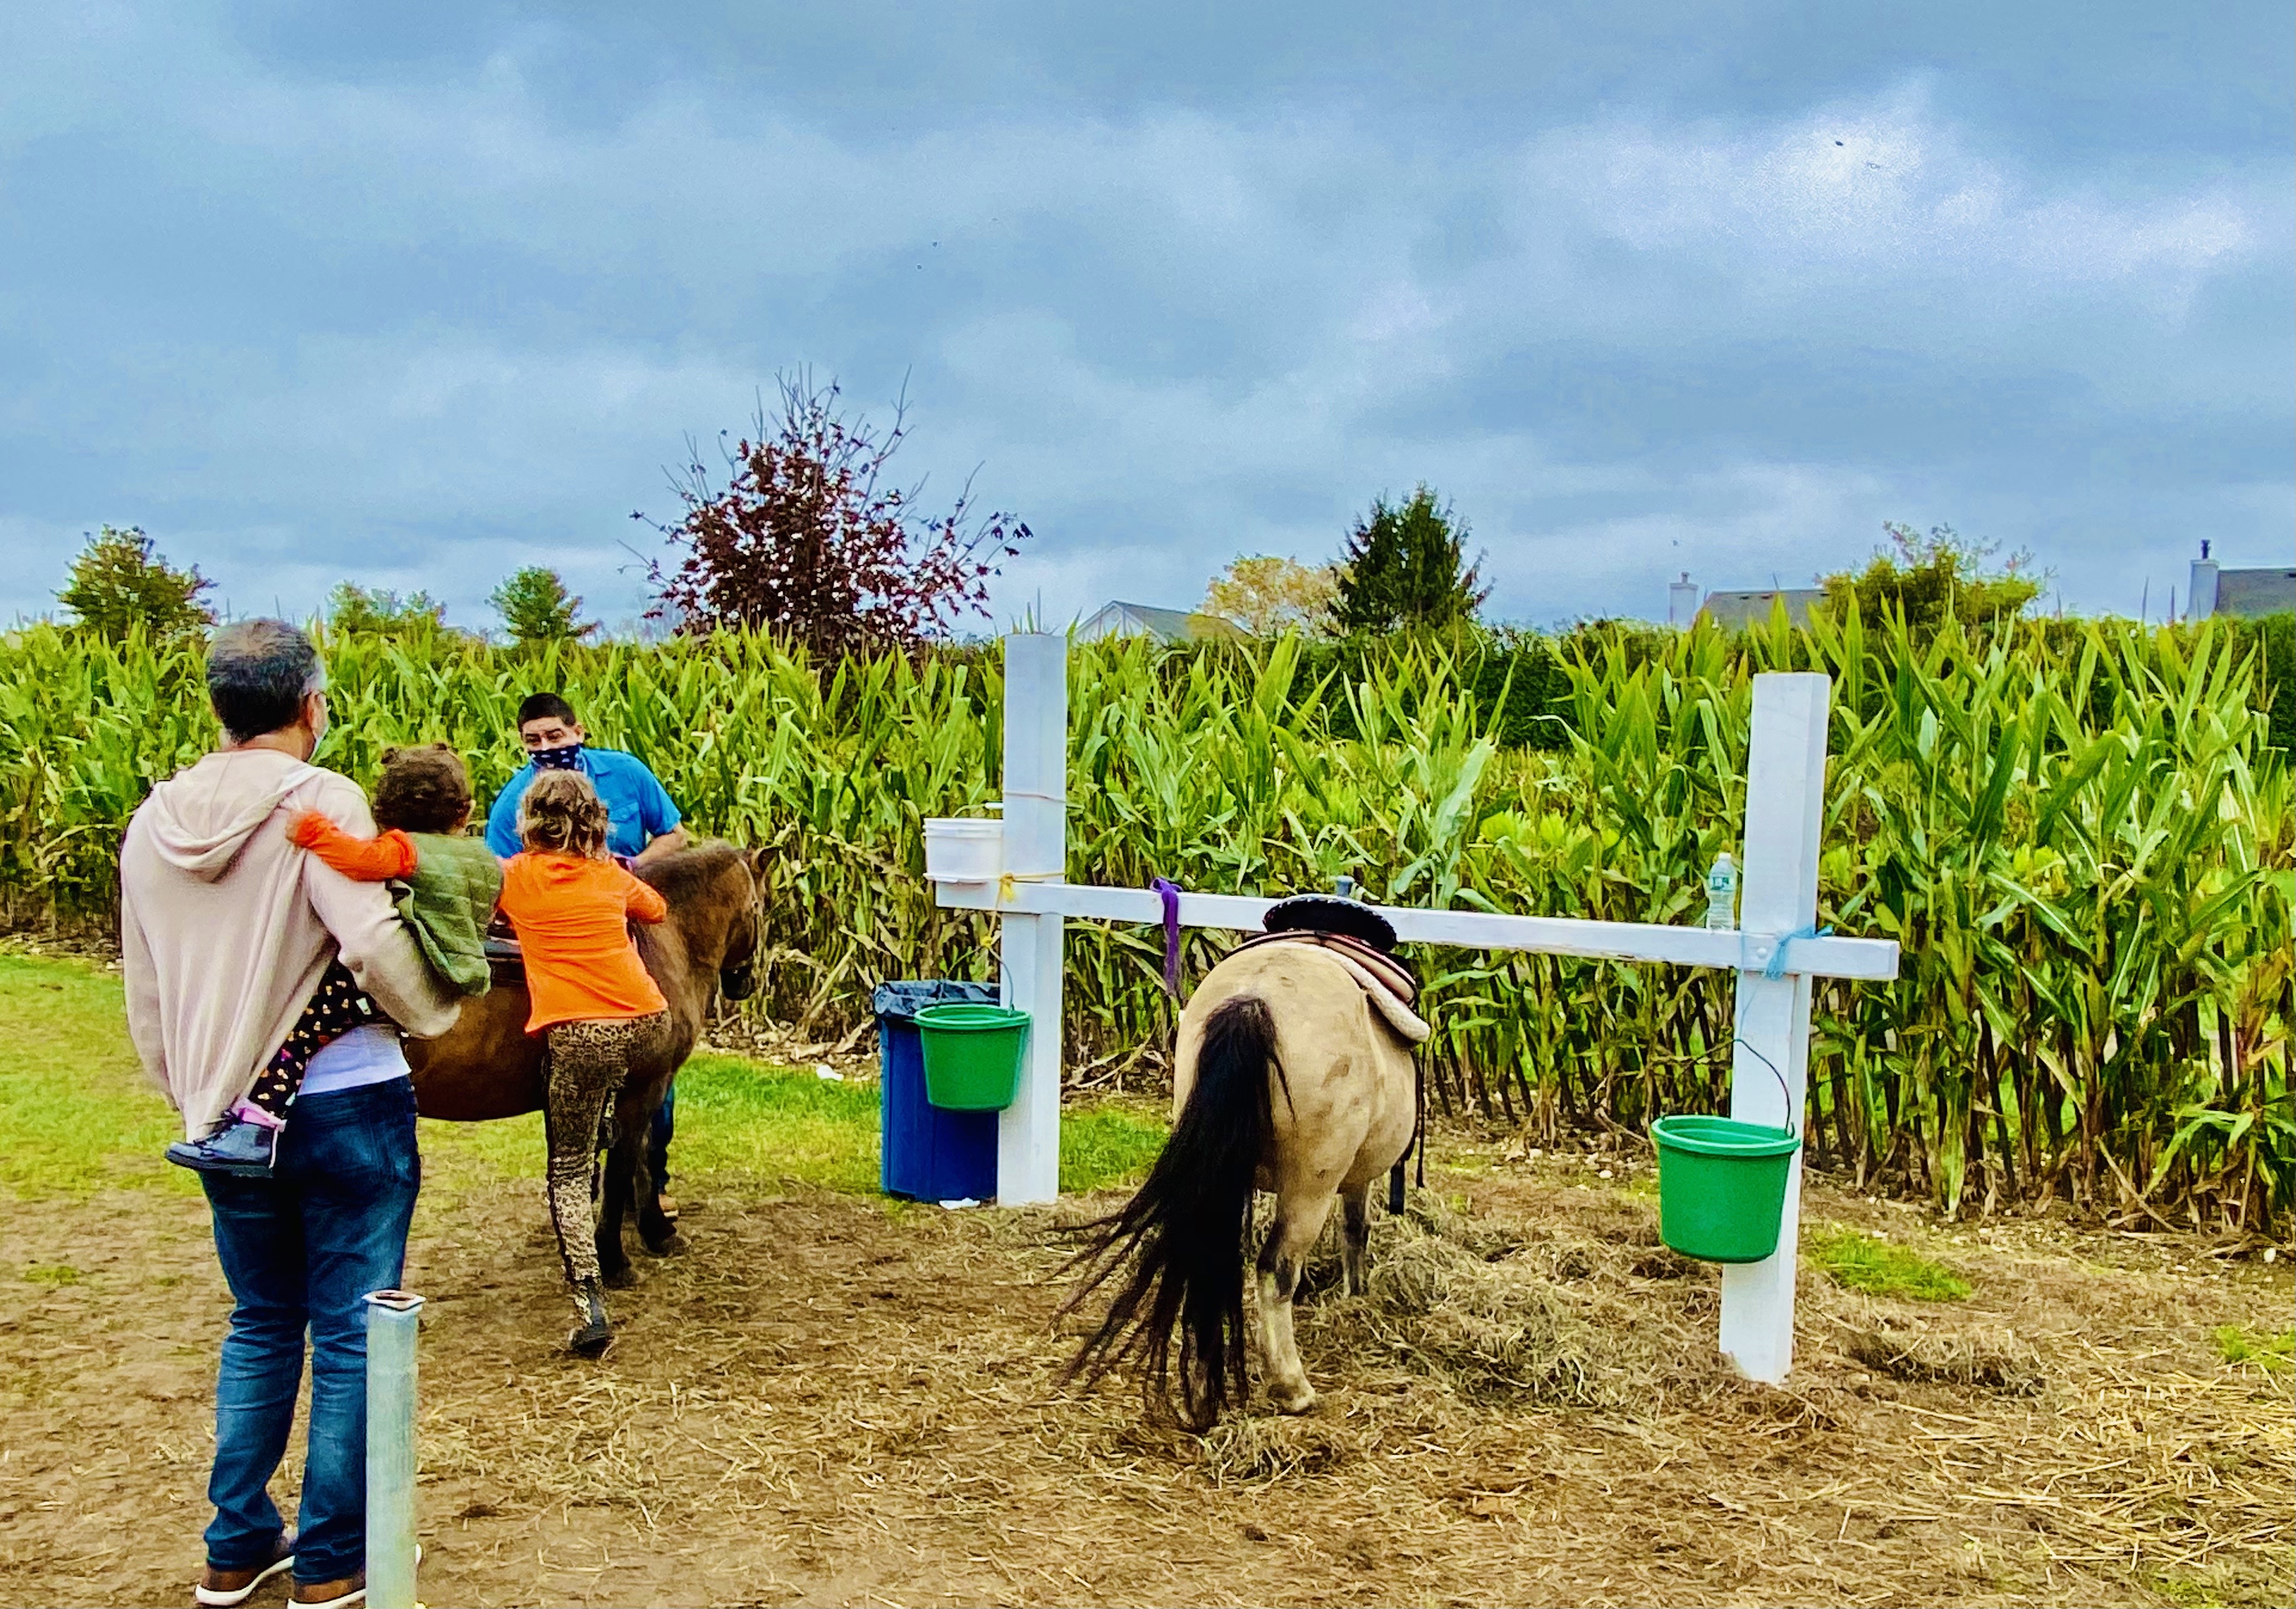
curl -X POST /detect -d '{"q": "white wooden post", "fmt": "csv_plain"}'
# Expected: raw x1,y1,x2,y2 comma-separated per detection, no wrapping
1717,672,1831,1384
997,634,1067,1204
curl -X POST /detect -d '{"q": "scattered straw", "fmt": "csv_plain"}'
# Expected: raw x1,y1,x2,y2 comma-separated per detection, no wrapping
1847,1325,2045,1394
1196,1414,1363,1485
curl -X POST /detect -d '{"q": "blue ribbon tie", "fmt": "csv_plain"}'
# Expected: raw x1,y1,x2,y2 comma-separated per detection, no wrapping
1763,923,1833,980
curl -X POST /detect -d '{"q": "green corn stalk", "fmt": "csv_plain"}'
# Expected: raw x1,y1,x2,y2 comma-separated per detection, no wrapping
2,610,2285,1231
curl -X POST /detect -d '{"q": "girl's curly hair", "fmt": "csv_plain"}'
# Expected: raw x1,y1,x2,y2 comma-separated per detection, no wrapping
373,743,473,835
518,768,610,858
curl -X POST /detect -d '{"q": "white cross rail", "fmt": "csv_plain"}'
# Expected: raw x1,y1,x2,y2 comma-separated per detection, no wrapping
937,879,1897,981
934,634,1900,1385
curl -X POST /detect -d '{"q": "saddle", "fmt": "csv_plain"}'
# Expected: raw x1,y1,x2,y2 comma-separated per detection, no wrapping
484,934,526,982
1250,893,1430,1211
483,914,648,986
1239,896,1429,1045
484,914,526,982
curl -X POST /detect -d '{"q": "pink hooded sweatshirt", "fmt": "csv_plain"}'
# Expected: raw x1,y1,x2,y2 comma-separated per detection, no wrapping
120,748,460,1139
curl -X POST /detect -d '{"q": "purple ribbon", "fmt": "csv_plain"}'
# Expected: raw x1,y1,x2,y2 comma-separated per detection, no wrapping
1151,877,1181,996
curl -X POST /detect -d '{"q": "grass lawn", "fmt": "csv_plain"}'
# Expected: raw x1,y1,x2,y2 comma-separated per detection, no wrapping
0,948,1166,1202
0,952,197,1197
1806,1223,1972,1301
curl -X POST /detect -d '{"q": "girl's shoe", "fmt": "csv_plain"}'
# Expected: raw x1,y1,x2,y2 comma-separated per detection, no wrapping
166,1119,278,1176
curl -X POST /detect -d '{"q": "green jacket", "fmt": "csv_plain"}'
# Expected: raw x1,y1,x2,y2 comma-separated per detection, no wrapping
393,833,504,997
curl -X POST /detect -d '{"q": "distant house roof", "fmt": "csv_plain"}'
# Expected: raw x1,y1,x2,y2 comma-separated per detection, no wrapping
1696,589,1824,629
2214,568,2296,620
1076,601,1249,644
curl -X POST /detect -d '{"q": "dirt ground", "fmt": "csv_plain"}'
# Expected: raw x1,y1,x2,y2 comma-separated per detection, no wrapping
2,1143,2289,1609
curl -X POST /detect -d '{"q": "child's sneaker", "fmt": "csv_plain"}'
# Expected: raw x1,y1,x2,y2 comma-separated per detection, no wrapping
166,1119,278,1176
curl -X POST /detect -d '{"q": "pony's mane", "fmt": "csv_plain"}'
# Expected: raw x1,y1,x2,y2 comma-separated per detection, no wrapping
636,838,745,904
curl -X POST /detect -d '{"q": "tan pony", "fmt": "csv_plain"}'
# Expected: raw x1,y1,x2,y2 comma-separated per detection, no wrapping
1063,902,1423,1427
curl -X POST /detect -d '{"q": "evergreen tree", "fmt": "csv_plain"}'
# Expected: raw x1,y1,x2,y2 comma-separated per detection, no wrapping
56,526,216,640
489,566,597,644
1330,485,1489,635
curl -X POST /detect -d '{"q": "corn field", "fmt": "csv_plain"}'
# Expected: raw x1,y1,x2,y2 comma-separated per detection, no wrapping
1,613,2287,1232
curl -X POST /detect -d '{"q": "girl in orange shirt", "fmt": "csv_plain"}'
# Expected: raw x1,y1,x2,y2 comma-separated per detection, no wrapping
498,769,671,1345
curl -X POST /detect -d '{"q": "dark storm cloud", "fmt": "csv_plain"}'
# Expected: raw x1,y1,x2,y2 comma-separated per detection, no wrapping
1,2,2287,633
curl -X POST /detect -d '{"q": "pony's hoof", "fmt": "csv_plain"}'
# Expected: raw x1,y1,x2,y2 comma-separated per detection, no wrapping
1267,1381,1318,1416
602,1264,638,1290
640,1228,682,1258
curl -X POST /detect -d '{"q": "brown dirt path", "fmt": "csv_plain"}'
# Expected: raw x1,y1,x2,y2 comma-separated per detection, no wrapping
1,1150,2288,1607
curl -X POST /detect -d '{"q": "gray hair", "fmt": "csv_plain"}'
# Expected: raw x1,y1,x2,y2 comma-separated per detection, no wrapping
207,619,326,743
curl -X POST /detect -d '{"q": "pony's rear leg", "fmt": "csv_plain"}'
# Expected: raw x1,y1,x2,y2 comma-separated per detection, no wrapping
597,1133,637,1289
1341,1183,1372,1297
627,1088,679,1257
1255,1190,1337,1415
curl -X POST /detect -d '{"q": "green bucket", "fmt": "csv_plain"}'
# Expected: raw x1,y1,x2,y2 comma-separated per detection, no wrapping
914,1003,1030,1111
1650,1115,1801,1264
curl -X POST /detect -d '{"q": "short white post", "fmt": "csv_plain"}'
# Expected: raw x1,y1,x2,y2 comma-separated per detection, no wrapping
1717,672,1831,1385
997,634,1067,1205
363,1289,424,1609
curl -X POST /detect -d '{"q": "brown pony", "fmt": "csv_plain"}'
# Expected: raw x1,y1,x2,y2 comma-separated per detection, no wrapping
406,840,763,1353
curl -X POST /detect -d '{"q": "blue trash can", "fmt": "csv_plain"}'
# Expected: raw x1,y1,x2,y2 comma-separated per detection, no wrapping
875,981,1000,1201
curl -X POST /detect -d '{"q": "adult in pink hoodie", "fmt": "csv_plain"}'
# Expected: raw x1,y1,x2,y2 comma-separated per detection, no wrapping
120,619,457,1609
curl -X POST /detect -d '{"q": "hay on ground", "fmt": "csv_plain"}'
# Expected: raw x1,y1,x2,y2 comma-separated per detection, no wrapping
1847,1324,2047,1394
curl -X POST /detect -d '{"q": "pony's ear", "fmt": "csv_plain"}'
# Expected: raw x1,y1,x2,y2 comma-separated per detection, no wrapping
749,846,771,878
380,746,401,767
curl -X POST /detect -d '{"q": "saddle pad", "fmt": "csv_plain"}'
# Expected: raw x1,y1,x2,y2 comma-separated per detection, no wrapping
1234,928,1418,1003
1236,929,1431,1045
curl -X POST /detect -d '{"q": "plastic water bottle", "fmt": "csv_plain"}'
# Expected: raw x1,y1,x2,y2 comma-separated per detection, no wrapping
1704,853,1737,930
1334,874,1357,901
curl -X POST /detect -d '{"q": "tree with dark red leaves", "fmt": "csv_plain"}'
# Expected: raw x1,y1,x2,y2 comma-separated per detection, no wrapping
636,373,1029,657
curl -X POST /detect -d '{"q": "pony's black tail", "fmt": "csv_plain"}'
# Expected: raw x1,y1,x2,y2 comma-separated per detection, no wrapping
1059,995,1278,1430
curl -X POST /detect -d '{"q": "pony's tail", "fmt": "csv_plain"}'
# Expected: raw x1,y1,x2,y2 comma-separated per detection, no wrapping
1059,995,1277,1430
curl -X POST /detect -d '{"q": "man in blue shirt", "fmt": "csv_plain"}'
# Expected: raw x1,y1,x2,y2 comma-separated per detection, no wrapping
485,693,686,864
486,691,690,1219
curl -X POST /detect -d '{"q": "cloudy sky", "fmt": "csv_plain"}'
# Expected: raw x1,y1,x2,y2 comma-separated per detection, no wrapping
3,2,2289,635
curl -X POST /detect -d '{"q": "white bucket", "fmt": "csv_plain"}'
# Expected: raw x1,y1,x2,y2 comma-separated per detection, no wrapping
923,817,1003,883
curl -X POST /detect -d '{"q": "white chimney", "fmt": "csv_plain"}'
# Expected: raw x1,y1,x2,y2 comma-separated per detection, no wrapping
1668,572,1700,629
2190,541,2220,620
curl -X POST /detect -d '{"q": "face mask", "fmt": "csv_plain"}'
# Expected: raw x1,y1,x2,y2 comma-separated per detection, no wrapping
531,743,584,772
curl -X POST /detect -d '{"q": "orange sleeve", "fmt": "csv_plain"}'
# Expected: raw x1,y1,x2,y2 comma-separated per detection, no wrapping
621,868,669,925
287,810,419,882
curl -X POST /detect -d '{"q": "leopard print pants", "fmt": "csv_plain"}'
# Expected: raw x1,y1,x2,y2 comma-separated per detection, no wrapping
542,1013,668,1302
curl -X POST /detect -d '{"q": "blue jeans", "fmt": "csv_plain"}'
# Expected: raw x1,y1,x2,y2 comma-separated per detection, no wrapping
199,1077,421,1585
648,1078,674,1194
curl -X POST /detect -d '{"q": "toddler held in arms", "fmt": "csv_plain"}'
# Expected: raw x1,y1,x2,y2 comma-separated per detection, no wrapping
165,743,504,1175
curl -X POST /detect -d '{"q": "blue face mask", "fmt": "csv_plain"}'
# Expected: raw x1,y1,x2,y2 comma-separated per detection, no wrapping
531,743,584,772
